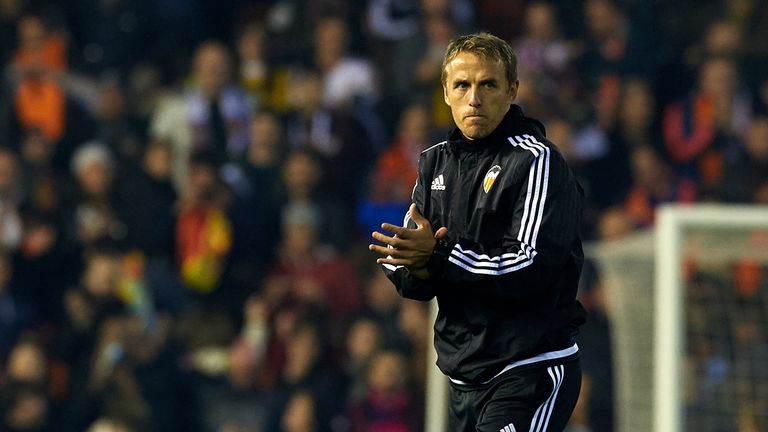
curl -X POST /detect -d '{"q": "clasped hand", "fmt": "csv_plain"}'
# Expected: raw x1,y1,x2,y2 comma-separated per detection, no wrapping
369,203,448,279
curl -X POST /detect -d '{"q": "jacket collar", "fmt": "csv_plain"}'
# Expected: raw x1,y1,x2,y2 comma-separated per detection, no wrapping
446,104,545,154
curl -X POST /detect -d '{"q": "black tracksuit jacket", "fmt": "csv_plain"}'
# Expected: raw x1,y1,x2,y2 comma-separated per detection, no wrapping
383,104,586,384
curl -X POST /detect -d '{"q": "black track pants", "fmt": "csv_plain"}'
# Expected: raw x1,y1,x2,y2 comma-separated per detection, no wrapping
448,359,582,432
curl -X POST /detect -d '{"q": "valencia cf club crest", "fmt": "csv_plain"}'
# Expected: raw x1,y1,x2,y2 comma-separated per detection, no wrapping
483,165,501,193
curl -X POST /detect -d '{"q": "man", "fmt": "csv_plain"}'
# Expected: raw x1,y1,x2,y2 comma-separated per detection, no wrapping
369,32,586,432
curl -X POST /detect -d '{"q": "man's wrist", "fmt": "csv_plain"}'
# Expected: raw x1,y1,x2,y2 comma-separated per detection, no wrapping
425,236,451,280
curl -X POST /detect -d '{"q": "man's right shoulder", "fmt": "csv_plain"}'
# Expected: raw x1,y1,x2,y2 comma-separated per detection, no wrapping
421,141,447,155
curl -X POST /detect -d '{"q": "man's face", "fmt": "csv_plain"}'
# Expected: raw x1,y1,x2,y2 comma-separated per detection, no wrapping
443,52,517,140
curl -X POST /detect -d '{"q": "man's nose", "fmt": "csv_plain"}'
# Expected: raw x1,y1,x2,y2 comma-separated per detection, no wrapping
468,86,481,106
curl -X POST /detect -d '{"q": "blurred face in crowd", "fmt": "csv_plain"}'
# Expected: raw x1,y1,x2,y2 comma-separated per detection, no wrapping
631,146,666,189
398,301,429,341
1,0,23,18
284,222,316,257
194,42,231,98
425,14,454,48
422,0,450,16
705,21,742,55
143,141,172,180
585,0,620,40
367,351,406,394
83,253,119,298
365,270,401,312
21,129,54,167
0,149,18,194
77,160,112,197
282,151,320,198
288,71,323,114
281,391,316,432
6,389,48,430
346,318,382,362
525,2,558,40
186,163,217,202
545,118,573,159
314,17,346,71
249,112,280,163
7,341,47,383
699,58,737,98
746,118,768,160
443,51,517,140
399,104,429,145
17,15,46,51
97,82,125,119
237,26,265,62
620,80,655,131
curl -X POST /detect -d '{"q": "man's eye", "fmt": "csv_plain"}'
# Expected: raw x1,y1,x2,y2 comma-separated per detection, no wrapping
455,82,469,89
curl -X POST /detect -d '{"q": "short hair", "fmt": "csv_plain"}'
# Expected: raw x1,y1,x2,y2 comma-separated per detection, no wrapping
441,32,518,89
71,141,114,176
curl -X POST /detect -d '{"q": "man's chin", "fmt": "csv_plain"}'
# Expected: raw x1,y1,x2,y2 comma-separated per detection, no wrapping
462,127,490,140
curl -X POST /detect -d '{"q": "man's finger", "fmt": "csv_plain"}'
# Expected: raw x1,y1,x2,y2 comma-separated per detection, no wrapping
376,257,419,266
408,203,429,228
368,243,420,258
435,227,449,238
380,223,411,238
371,231,403,248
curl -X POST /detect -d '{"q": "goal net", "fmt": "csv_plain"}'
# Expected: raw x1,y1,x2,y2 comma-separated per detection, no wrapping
590,204,768,432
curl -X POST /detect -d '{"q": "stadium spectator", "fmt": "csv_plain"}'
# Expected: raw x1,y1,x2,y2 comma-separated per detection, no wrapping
513,1,578,119
0,253,33,355
1,336,52,431
175,151,233,298
150,41,250,189
663,56,752,198
312,15,377,110
368,103,433,204
220,111,284,298
283,71,372,222
343,316,384,404
264,320,344,432
265,201,361,326
10,12,67,143
348,349,422,432
0,148,23,252
64,142,128,249
623,145,697,228
280,389,320,432
718,116,768,203
276,149,350,251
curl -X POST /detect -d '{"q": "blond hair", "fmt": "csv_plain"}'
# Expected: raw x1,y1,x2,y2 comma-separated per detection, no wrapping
441,32,518,89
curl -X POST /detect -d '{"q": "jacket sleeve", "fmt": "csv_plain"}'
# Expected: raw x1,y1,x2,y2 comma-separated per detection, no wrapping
433,141,583,299
380,159,437,302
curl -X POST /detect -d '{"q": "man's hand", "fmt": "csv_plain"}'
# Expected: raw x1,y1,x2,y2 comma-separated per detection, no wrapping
369,203,448,278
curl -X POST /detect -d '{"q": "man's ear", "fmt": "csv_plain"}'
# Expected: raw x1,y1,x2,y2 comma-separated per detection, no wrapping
443,84,450,106
508,80,519,104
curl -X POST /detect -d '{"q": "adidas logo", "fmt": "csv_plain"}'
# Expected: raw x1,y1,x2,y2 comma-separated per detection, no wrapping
431,174,446,190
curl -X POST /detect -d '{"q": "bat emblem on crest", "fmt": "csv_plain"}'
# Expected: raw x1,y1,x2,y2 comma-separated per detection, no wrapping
483,165,502,193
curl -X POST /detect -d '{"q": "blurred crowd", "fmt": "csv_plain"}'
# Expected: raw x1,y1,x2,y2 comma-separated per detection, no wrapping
0,0,767,431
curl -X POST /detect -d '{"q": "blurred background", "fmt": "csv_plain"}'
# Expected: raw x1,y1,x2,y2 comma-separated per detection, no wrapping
0,0,767,431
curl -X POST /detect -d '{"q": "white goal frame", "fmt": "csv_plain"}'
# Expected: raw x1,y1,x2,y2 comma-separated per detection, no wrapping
654,204,768,432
